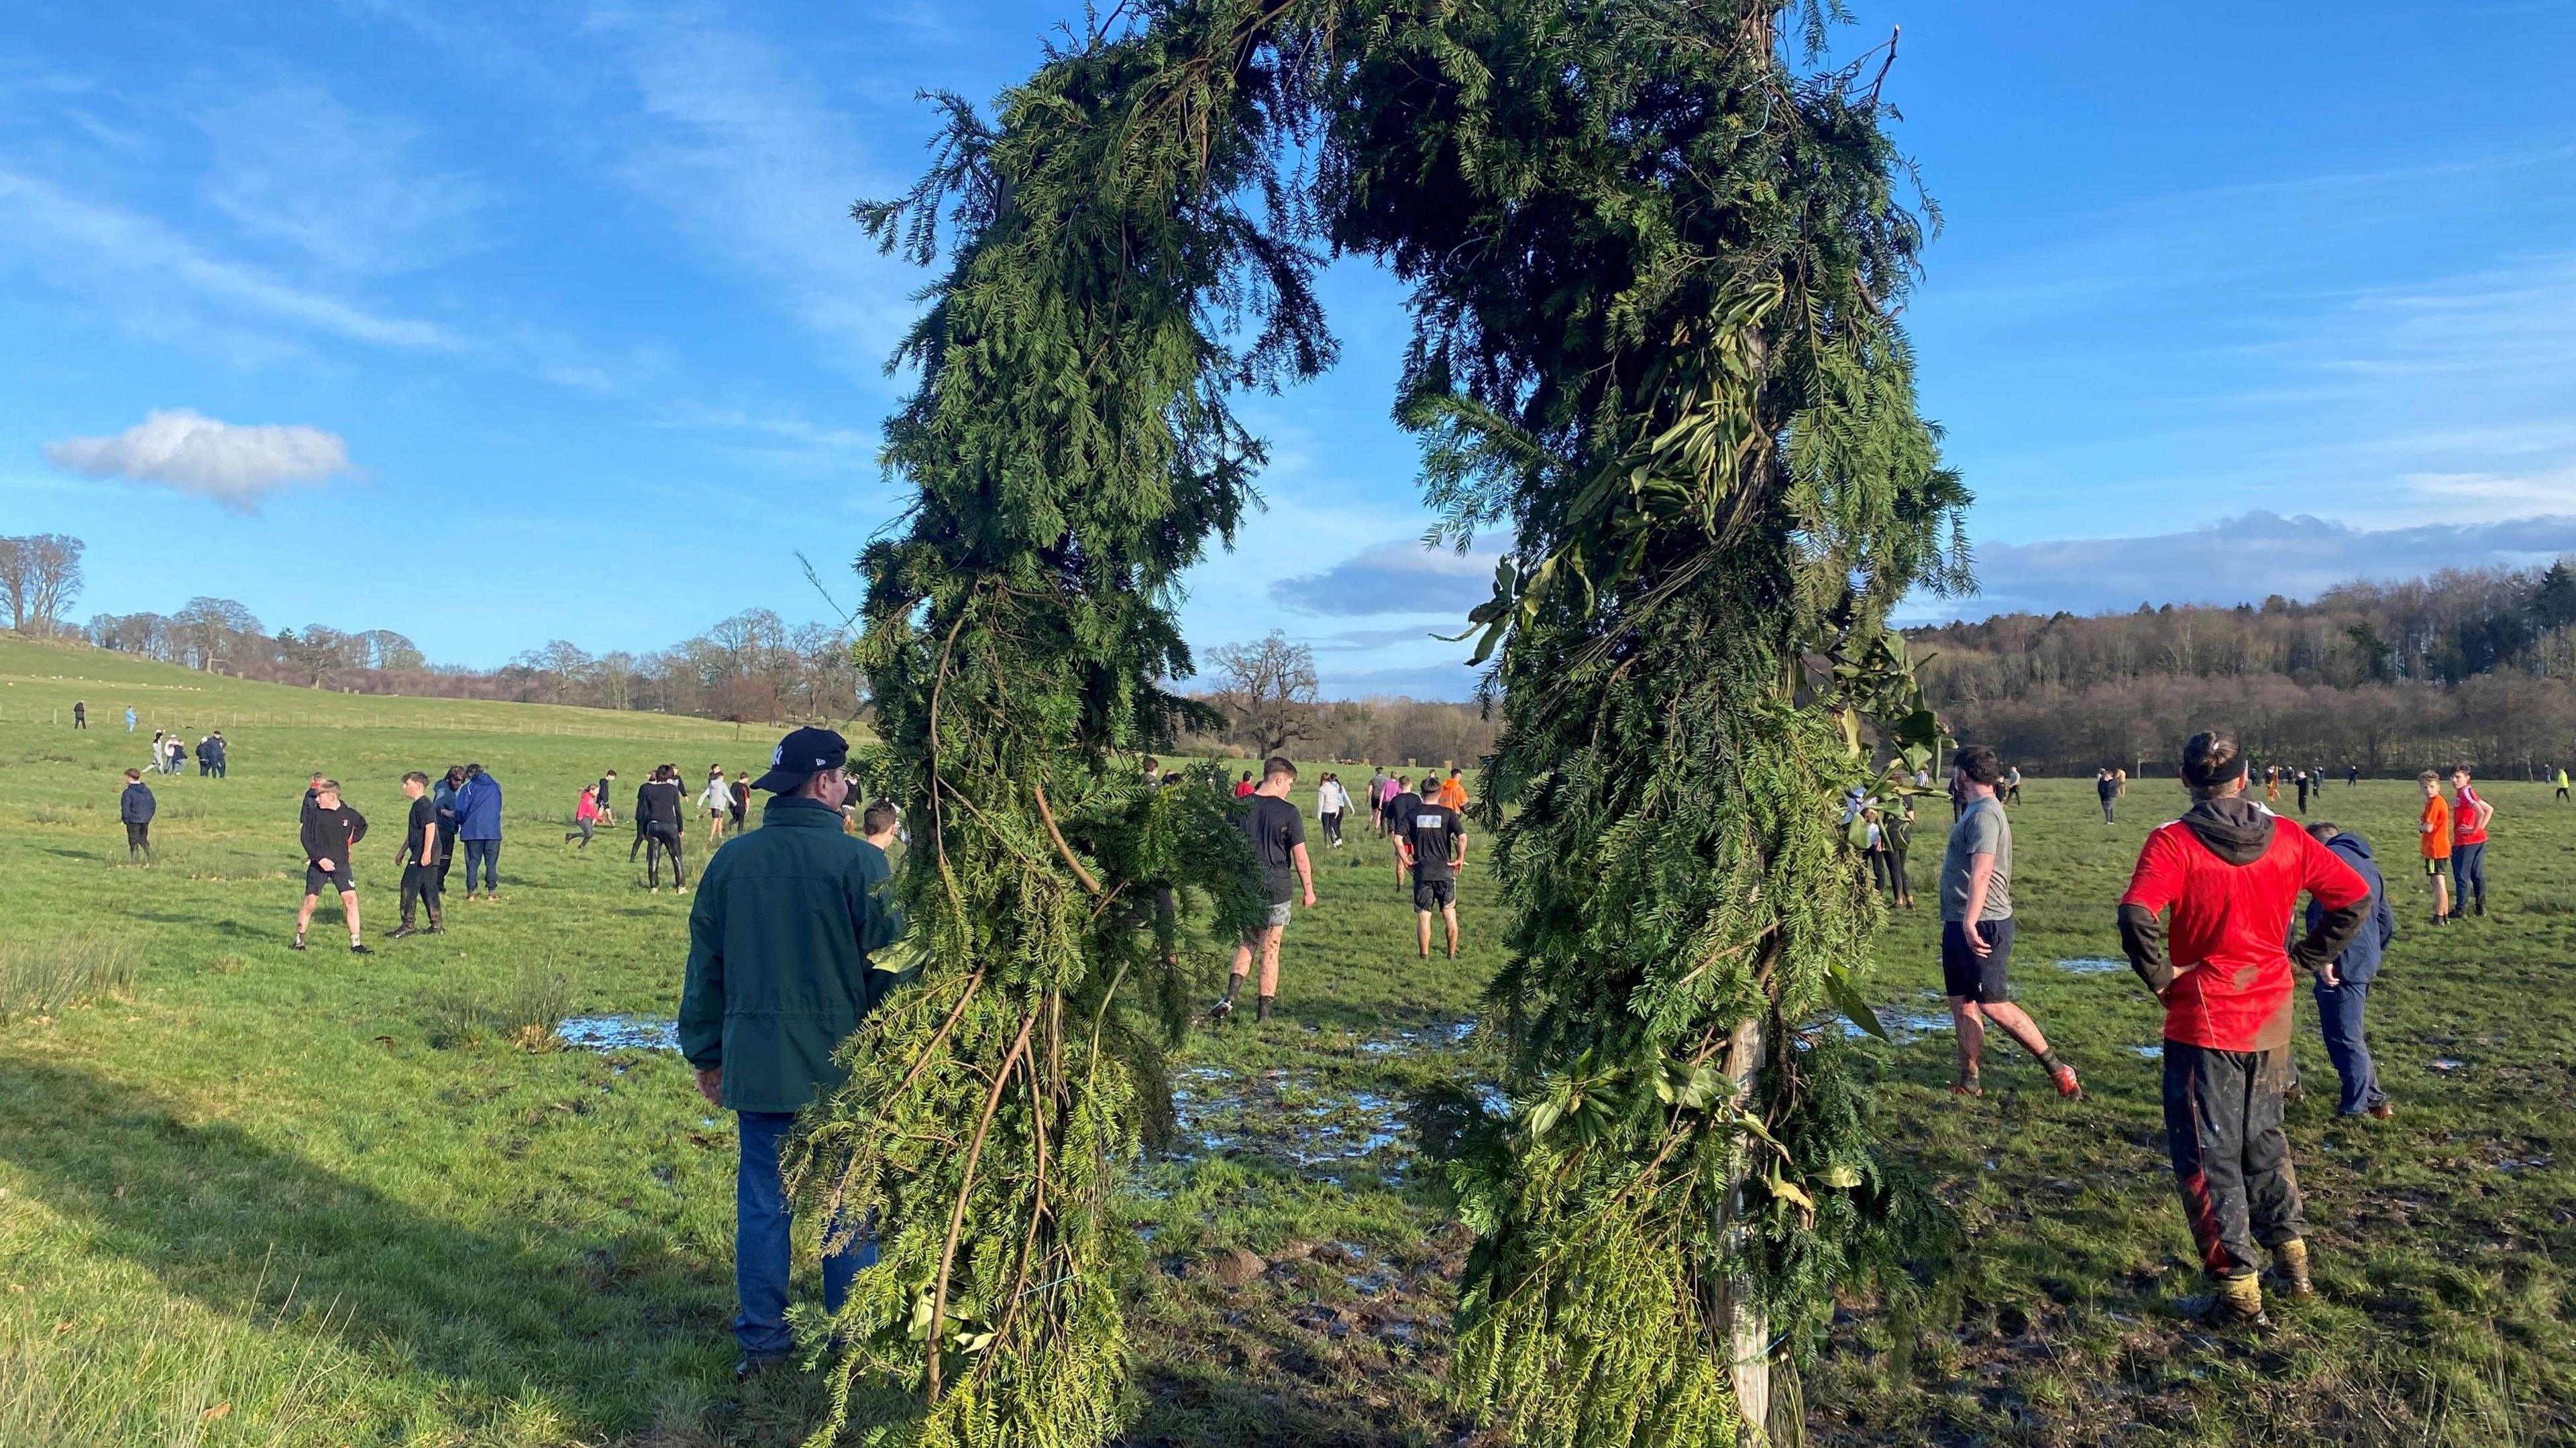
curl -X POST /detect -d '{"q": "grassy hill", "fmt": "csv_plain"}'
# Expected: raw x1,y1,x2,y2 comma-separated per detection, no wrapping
0,634,2569,1445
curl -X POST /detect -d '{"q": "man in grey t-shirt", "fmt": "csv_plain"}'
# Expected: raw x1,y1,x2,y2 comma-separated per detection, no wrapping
1939,746,2080,1101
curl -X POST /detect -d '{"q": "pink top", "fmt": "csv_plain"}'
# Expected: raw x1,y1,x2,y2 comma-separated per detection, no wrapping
576,789,600,822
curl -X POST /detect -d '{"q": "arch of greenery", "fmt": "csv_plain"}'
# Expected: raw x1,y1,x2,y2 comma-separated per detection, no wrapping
788,1,1968,1444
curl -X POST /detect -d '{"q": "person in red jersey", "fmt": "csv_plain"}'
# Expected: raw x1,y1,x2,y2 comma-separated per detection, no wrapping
2118,728,2370,1328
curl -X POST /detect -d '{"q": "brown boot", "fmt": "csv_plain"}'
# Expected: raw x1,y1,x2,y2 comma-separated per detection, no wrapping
2269,1239,2314,1300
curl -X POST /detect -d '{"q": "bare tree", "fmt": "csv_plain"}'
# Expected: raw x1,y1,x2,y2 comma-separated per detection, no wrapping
0,533,85,634
1207,630,1320,756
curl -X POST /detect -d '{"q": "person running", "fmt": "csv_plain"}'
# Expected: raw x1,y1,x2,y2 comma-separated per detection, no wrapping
566,785,600,848
2446,765,2492,919
293,780,372,954
119,769,156,865
2304,822,2394,1120
2098,767,2118,824
1316,772,1348,848
2417,770,2453,925
700,766,732,845
1398,781,1467,958
389,771,444,938
1212,757,1316,1023
595,769,619,828
640,766,688,893
1384,775,1421,890
72,700,85,730
2116,729,2370,1327
1938,746,2081,1100
451,764,504,902
678,726,903,1381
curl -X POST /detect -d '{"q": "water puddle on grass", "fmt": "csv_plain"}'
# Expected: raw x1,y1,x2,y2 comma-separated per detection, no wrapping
2056,958,2128,974
1358,1019,1478,1056
2431,1057,2466,1072
1167,1066,1417,1179
1833,1009,1954,1045
557,1015,679,1054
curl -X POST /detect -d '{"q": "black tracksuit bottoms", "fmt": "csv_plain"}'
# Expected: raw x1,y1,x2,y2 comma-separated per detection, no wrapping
400,862,443,929
645,827,686,888
2163,1040,2306,1278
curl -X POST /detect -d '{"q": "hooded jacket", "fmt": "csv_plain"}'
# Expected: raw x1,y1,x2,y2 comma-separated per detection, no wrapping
2306,830,2394,984
451,773,504,840
2118,795,2370,1051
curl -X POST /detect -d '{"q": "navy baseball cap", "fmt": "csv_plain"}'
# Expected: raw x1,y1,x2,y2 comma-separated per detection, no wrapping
752,726,851,793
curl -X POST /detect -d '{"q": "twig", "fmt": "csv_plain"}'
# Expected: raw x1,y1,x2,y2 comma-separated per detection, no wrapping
1031,783,1102,894
926,1008,1038,1402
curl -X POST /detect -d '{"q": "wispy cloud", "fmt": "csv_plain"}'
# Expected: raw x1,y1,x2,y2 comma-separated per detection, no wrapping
1270,539,1505,618
191,73,489,275
1917,510,2576,622
43,409,358,512
585,2,914,370
0,169,460,352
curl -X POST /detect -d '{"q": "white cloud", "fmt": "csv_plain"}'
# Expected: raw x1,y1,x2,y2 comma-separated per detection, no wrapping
42,410,358,512
1271,538,1507,617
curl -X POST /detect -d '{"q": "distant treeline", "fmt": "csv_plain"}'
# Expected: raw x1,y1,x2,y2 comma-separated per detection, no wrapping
1916,562,2576,776
78,598,859,726
1179,697,1498,771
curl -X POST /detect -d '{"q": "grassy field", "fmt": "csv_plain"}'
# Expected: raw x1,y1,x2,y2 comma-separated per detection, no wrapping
1,632,2570,1446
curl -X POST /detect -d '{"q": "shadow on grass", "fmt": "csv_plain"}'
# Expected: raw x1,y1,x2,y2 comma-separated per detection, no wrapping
0,1054,730,1426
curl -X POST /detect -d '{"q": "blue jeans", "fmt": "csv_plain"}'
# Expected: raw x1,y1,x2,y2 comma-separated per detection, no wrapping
461,838,500,893
2449,842,2485,911
2312,978,2386,1115
736,1109,872,1359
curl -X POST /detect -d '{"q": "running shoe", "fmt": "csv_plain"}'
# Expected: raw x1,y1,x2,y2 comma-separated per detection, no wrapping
2049,1062,2084,1100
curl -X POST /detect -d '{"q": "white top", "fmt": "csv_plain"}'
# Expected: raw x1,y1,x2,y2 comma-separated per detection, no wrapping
700,777,729,810
1318,781,1350,816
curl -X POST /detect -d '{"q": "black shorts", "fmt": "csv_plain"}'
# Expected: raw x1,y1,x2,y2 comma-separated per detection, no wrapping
305,862,355,896
1413,875,1456,911
1940,917,2014,1003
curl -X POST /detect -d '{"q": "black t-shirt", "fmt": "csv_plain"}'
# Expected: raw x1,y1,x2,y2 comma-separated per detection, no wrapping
1401,801,1466,881
1385,789,1420,827
639,781,684,831
404,795,436,860
1240,793,1307,903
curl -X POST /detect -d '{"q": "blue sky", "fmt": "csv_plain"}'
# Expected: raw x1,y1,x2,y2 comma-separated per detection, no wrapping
4,1,2572,699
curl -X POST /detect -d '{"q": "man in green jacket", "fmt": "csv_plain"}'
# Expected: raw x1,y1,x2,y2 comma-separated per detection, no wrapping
679,726,904,1378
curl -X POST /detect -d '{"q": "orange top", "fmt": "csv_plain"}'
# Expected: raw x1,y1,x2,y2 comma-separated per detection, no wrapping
1437,777,1468,810
2420,795,2452,858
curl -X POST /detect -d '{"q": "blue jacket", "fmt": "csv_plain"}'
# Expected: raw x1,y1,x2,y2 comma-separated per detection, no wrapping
120,783,156,824
2307,830,2394,983
451,774,504,840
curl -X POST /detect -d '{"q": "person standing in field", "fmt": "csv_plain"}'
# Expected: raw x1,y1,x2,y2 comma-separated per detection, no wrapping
432,767,464,896
1212,756,1316,1023
1316,772,1349,848
639,765,688,893
565,785,600,848
293,779,372,954
2293,769,2310,815
1858,805,1898,905
2116,730,2370,1327
123,706,136,732
1367,767,1389,835
72,700,85,729
1438,768,1468,810
149,730,165,774
679,726,904,1381
1883,783,1917,909
1938,746,2082,1101
1398,781,1467,959
2098,767,2118,824
2303,822,2394,1120
389,771,444,938
700,765,732,845
451,763,504,903
206,732,227,778
2417,771,2452,925
1384,775,1421,891
2555,765,2570,801
1233,769,1256,799
2446,765,2492,919
729,771,751,834
2002,763,2022,806
119,769,155,865
594,769,618,828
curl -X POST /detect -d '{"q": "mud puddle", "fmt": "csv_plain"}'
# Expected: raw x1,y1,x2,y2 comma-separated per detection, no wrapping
557,1015,679,1053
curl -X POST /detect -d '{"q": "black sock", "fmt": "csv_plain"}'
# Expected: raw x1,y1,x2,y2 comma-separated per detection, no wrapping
1222,974,1241,1002
2037,1048,2065,1072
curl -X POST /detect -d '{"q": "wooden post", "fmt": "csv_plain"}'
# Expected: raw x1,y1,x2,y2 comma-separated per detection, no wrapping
1716,1011,1771,1445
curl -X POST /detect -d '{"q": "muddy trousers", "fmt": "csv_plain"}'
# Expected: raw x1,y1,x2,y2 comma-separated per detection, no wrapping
125,821,152,862
400,862,443,930
2163,1040,2306,1277
645,829,686,889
